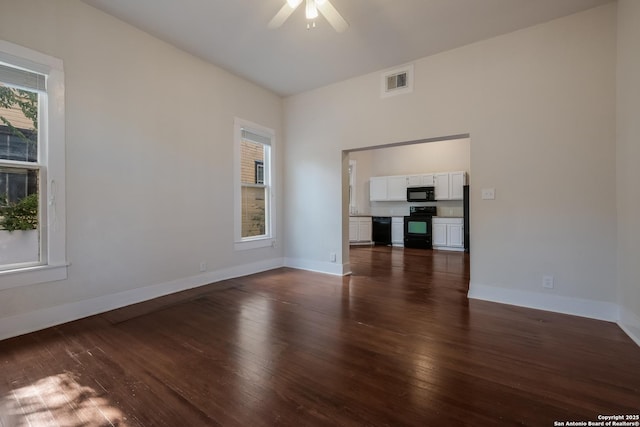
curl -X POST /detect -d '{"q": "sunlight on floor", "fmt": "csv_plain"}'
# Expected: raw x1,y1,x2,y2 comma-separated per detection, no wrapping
0,373,128,427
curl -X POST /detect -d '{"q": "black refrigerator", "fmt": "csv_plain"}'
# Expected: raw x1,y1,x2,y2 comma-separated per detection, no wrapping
463,185,470,252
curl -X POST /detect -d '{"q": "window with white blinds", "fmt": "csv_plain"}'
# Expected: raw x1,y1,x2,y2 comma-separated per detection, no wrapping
0,63,46,92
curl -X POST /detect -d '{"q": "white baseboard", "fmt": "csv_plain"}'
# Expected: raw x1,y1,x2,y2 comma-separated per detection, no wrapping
0,257,284,341
468,283,619,322
342,262,352,276
433,246,465,252
284,257,348,276
618,306,640,347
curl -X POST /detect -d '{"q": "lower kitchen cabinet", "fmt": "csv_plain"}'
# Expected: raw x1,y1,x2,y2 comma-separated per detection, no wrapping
349,216,372,244
447,222,464,247
432,222,448,247
391,217,404,246
432,217,464,251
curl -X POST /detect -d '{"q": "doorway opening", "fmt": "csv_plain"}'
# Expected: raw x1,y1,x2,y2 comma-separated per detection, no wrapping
342,133,471,274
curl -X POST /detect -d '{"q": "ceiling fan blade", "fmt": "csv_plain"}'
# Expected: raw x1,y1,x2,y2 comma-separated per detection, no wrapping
268,2,301,29
317,0,348,32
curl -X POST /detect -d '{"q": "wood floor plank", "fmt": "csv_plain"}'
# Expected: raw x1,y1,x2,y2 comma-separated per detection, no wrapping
1,246,639,426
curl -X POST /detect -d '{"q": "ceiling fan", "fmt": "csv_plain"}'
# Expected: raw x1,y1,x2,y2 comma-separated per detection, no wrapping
268,0,349,32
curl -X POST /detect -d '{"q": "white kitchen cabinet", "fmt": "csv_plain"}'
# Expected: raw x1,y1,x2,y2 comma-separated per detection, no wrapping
369,175,407,201
358,219,372,242
369,177,388,201
349,216,372,243
432,217,464,251
447,223,464,248
435,172,466,200
387,176,407,201
349,218,359,241
434,173,450,200
450,171,466,200
391,217,404,246
432,222,447,246
422,174,435,186
407,174,434,187
406,175,422,187
370,171,465,201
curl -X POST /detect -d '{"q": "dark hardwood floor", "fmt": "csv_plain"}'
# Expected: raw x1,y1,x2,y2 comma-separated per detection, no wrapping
1,246,639,426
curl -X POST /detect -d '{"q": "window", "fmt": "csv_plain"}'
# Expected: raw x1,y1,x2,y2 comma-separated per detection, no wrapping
254,160,264,184
0,40,66,289
234,118,275,250
348,159,356,214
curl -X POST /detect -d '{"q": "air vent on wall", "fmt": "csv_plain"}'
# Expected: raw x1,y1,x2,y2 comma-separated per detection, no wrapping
387,72,407,90
381,64,414,98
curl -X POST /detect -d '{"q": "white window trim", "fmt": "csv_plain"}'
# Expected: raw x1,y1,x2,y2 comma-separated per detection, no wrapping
0,40,67,290
233,118,276,251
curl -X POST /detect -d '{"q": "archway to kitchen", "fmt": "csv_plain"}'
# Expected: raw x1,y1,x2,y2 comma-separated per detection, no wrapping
342,133,471,274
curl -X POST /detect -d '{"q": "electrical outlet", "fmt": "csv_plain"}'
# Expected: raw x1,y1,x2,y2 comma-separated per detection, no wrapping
542,275,554,289
200,261,207,272
330,252,337,263
481,188,495,200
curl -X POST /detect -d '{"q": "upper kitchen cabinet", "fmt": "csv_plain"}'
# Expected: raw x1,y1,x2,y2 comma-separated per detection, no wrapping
370,175,407,201
369,177,388,201
406,175,422,187
435,171,466,200
371,171,466,201
407,174,434,187
387,176,407,201
434,173,450,200
450,171,466,200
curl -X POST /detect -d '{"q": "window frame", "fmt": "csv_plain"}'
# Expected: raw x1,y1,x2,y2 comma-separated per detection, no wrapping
0,40,67,290
348,159,356,214
233,118,275,251
254,160,264,185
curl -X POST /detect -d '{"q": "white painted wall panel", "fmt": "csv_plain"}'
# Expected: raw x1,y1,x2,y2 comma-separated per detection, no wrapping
0,0,284,324
616,0,640,344
284,5,617,307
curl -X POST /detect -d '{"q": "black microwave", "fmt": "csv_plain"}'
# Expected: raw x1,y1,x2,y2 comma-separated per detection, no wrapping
407,186,436,202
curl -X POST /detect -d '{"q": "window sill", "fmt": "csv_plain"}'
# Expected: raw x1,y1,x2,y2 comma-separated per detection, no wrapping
234,237,275,251
0,263,68,291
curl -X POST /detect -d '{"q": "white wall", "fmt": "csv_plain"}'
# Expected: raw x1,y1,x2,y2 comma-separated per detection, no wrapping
284,4,618,318
0,0,284,338
616,0,640,344
370,138,470,177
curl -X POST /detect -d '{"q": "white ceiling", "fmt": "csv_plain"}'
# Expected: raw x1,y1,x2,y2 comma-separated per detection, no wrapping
81,0,612,97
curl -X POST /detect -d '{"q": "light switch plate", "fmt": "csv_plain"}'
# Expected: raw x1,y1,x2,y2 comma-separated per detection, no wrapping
481,188,496,200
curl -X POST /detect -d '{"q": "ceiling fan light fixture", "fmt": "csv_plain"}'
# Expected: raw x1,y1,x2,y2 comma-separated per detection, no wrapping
269,0,348,32
305,0,318,19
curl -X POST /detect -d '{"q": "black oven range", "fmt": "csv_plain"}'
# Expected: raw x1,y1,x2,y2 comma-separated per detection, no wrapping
404,206,437,249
